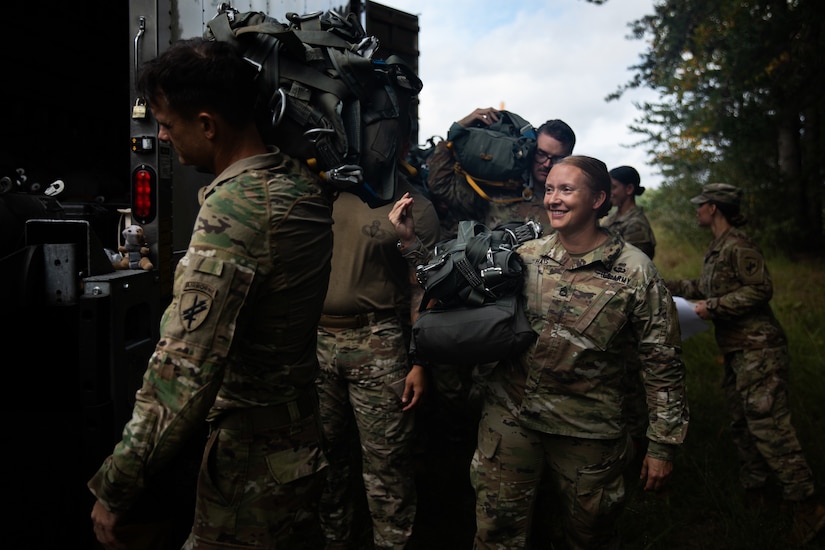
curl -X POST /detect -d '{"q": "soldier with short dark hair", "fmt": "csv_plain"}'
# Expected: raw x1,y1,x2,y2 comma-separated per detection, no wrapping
666,182,825,546
426,107,576,239
89,37,335,549
315,174,439,549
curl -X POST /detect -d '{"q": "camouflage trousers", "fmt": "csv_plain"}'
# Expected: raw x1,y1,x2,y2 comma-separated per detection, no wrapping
723,346,816,501
316,317,417,549
471,398,629,550
183,397,329,549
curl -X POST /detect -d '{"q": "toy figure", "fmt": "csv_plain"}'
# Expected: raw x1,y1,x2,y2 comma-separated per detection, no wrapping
113,224,153,270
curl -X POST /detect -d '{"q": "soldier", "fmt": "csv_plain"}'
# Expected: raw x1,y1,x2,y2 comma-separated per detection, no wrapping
89,38,335,549
602,164,658,469
666,183,825,546
427,107,576,239
389,155,689,549
602,165,656,259
315,148,439,547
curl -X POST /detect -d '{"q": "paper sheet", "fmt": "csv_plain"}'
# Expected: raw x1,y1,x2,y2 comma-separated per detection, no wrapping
673,296,711,340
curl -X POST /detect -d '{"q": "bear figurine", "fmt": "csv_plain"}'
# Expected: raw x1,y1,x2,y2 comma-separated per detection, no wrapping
114,224,154,270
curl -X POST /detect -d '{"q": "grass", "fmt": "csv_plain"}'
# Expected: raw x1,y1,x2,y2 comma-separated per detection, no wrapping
616,222,825,550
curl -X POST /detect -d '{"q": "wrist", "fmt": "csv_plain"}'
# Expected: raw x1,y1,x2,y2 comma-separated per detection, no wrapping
397,237,429,266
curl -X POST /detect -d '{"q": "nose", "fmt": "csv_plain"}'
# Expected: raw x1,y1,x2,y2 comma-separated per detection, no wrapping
545,187,562,202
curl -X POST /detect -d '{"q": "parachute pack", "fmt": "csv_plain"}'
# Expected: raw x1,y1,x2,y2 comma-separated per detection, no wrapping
410,220,541,366
205,3,423,207
446,110,537,204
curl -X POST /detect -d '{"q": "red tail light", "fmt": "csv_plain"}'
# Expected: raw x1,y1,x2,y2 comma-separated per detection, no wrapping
131,165,156,224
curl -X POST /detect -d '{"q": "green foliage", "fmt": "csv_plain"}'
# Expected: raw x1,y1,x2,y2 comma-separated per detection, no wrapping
610,0,825,256
617,220,825,549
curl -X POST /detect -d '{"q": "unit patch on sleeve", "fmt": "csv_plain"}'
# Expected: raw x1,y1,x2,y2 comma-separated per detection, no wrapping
180,281,217,331
736,249,765,285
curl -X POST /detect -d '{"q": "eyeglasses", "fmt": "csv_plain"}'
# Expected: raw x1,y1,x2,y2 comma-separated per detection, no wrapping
534,150,566,165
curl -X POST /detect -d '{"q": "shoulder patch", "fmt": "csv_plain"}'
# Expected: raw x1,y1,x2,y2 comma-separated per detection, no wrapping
180,281,218,332
736,249,764,284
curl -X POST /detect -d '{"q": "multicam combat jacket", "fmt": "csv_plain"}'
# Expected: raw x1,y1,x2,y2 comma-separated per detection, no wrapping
88,150,334,513
666,227,786,353
601,205,657,260
491,230,689,461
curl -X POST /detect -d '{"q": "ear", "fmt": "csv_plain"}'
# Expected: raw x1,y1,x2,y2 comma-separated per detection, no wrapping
593,190,607,211
198,112,217,139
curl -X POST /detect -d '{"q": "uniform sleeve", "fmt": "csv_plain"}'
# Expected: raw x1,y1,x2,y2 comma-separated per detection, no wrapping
634,271,689,459
88,236,257,513
706,243,773,319
426,140,488,233
622,218,656,260
665,278,702,300
406,187,443,316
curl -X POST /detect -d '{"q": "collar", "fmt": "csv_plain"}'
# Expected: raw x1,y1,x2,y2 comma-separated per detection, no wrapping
198,147,283,205
537,229,624,270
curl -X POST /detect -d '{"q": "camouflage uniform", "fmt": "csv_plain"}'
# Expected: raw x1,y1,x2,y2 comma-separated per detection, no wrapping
472,230,689,549
601,205,656,260
88,150,335,549
666,225,816,501
601,205,657,443
316,176,440,549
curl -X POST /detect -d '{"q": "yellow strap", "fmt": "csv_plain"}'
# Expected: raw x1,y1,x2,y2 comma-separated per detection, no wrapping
398,158,417,177
452,163,525,204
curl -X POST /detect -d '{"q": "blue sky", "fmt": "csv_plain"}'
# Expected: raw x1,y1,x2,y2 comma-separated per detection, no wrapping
382,0,662,189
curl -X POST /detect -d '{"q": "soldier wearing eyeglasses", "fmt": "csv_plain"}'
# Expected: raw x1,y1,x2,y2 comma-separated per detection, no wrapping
426,107,576,240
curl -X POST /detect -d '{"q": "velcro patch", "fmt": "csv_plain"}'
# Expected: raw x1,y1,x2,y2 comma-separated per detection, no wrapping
737,249,764,284
180,281,217,332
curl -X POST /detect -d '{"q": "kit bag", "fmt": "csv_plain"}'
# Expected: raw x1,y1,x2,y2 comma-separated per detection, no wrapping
446,110,536,202
410,220,541,367
205,4,423,208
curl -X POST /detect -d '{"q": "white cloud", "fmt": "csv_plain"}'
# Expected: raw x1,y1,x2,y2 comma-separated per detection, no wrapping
382,0,661,188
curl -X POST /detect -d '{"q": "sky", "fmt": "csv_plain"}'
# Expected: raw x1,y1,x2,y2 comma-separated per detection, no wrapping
379,0,662,189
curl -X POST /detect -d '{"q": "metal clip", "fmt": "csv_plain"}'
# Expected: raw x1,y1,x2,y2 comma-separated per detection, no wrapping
415,255,448,286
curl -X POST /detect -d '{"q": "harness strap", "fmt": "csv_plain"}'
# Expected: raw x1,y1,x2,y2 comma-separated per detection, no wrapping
452,163,526,205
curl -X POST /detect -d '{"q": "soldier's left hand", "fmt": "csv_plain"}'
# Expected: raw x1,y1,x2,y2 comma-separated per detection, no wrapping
401,364,427,412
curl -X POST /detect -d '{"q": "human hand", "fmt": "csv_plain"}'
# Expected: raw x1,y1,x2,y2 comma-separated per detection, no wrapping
91,500,126,550
401,364,427,412
640,455,673,492
457,107,499,128
694,300,710,320
388,192,416,246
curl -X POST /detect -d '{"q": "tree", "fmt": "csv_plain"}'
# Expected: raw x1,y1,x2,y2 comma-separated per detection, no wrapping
607,0,825,256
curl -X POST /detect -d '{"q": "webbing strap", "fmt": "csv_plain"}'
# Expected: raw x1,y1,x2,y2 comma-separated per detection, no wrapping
459,169,525,205
279,55,349,97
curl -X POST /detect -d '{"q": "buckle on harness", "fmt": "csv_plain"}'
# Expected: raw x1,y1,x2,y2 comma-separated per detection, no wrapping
480,265,503,288
416,255,447,286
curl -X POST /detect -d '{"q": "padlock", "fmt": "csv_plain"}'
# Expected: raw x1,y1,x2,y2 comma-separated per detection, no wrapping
132,97,147,119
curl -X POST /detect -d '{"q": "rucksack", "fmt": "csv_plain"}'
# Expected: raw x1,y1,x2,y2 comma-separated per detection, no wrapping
410,219,541,366
204,4,423,208
446,110,537,204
